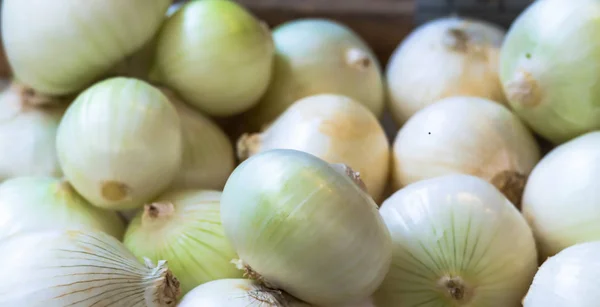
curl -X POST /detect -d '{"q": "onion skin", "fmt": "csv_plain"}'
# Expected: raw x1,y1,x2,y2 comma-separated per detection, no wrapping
500,0,600,144
387,17,506,125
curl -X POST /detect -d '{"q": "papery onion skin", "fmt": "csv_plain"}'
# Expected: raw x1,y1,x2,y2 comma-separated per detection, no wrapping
391,96,540,208
522,131,600,259
1,0,171,96
244,18,385,130
500,0,600,144
56,77,183,210
124,189,242,296
238,94,389,202
152,0,274,117
523,241,600,307
386,16,506,125
0,177,125,241
221,149,392,306
374,174,538,307
0,229,180,307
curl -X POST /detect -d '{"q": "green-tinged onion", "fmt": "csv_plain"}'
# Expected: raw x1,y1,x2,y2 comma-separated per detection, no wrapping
124,189,242,296
386,16,506,125
500,0,600,144
391,96,540,208
0,229,180,306
523,241,600,307
56,77,183,211
243,18,385,130
375,174,538,307
221,149,392,306
0,176,125,241
1,0,171,97
522,131,600,259
238,94,389,202
151,0,274,117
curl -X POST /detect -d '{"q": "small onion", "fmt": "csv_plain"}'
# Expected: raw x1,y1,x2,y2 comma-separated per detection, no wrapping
221,149,392,306
56,77,183,210
0,176,125,241
0,229,180,306
523,241,600,307
391,96,540,207
238,94,389,202
522,131,600,258
124,189,242,296
374,174,538,307
152,0,274,117
500,0,600,144
1,0,171,97
244,18,385,130
386,16,506,125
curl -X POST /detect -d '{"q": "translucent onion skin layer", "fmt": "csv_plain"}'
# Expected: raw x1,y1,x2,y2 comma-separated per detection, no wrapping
0,177,125,241
375,174,538,307
500,0,600,144
0,230,179,307
523,241,600,307
522,131,600,259
386,17,506,125
56,77,182,210
221,149,392,306
124,189,242,296
153,0,274,117
1,0,171,96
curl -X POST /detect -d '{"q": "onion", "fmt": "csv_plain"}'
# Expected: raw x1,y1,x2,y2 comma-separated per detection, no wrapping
522,131,600,258
244,18,385,130
1,0,170,97
151,0,274,117
0,82,65,180
500,0,600,144
386,16,506,125
391,96,540,207
238,94,389,202
221,149,392,306
124,189,242,296
374,174,538,307
0,229,180,306
0,176,125,241
56,77,183,211
523,241,600,307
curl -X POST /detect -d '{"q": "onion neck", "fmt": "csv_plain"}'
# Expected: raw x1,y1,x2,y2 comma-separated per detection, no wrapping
345,48,372,70
330,163,369,194
437,276,473,305
237,133,263,161
505,69,541,108
490,170,527,209
144,259,181,306
10,80,71,108
142,202,176,227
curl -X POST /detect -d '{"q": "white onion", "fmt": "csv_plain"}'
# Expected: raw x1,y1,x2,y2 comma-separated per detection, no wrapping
221,149,392,306
391,96,540,207
0,176,125,241
375,174,538,307
386,16,506,125
56,77,183,210
0,229,180,306
238,94,389,202
523,241,600,307
522,131,600,258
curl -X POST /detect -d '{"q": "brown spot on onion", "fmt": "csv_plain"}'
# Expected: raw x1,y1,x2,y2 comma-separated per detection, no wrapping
505,69,542,108
101,180,129,202
491,170,527,209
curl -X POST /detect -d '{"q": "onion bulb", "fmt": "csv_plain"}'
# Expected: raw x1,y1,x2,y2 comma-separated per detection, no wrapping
391,96,540,207
151,0,274,117
387,17,506,125
124,189,242,295
500,0,600,144
221,149,392,306
1,0,171,97
56,77,182,211
523,241,600,307
0,229,180,306
374,174,538,307
522,131,600,258
0,82,66,180
0,176,125,241
244,18,385,130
